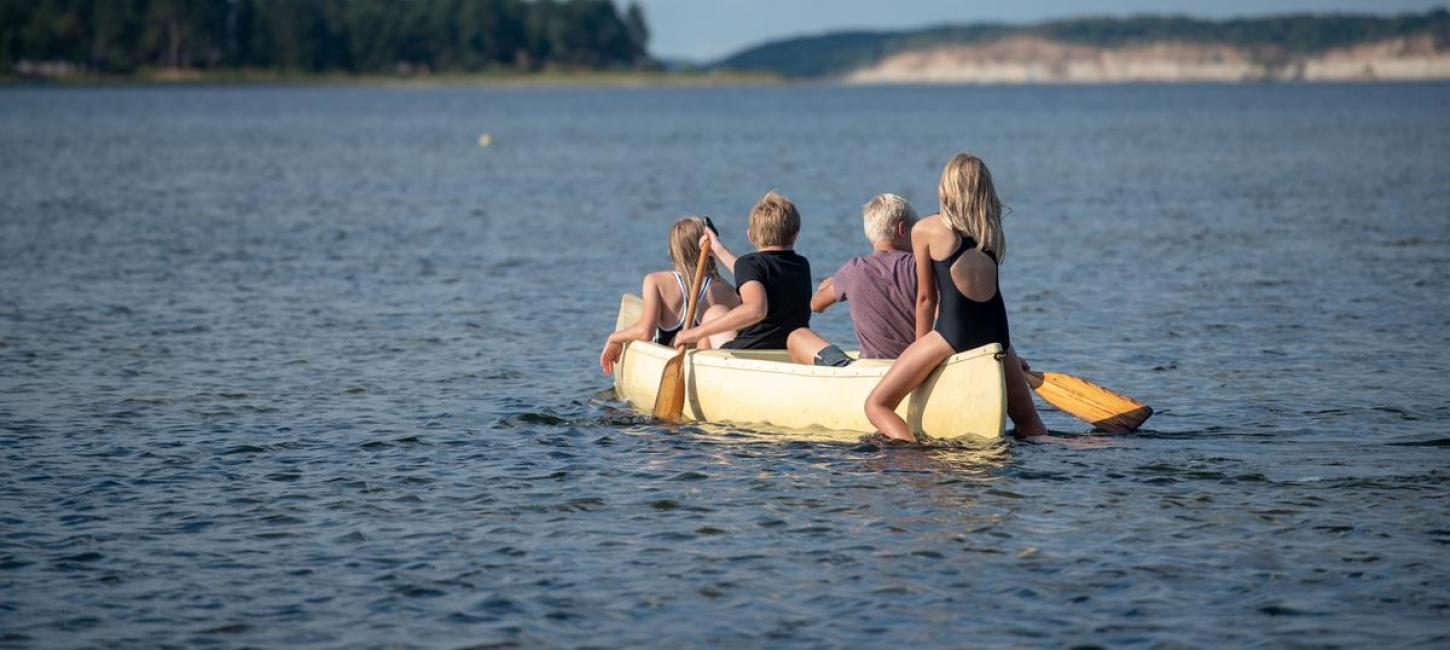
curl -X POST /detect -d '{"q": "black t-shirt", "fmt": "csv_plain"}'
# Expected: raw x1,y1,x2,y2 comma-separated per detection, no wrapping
726,250,812,350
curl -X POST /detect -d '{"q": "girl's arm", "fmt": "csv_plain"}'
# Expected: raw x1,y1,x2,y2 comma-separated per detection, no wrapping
600,274,663,373
912,221,938,340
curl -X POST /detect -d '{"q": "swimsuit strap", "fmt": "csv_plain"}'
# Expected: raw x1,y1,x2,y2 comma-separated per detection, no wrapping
663,270,716,331
936,235,996,265
692,276,712,327
663,272,689,330
934,235,969,266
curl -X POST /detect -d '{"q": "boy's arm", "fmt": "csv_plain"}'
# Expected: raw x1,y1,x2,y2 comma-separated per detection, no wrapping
702,230,738,275
810,277,839,313
676,281,767,347
912,226,938,339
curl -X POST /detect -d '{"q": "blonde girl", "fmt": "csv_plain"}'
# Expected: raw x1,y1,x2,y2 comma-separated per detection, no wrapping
864,154,1046,440
599,217,740,374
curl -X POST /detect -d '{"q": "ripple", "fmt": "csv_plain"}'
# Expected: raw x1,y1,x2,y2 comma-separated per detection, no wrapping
2,83,1447,649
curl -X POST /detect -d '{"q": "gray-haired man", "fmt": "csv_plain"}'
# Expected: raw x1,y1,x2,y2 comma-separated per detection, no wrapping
787,194,919,365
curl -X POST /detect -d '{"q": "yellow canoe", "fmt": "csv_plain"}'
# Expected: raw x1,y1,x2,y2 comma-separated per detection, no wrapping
610,294,1006,441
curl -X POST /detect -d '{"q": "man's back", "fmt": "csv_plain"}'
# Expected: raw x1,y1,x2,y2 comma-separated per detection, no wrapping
832,249,916,359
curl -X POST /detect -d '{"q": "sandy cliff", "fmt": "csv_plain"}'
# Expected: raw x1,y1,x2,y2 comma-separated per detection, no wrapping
845,34,1450,83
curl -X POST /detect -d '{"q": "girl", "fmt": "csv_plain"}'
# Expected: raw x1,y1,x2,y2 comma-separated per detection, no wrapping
599,216,740,374
864,154,1047,441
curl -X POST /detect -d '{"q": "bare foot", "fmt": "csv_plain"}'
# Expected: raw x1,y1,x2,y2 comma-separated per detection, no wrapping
1012,423,1048,439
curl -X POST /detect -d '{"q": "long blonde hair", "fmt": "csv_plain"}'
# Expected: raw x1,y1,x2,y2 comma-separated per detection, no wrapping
667,216,721,282
938,153,1006,262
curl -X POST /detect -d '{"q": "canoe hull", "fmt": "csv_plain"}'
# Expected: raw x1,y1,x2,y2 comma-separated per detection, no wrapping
611,295,1006,441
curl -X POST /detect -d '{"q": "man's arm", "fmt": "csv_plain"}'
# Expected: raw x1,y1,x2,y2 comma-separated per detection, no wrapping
676,281,767,346
810,277,839,313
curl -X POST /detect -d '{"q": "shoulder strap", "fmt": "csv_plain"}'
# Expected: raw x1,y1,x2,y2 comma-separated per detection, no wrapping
663,272,689,330
691,276,712,326
937,235,967,264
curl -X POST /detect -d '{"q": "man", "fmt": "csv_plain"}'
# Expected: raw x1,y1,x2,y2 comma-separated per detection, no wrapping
790,193,919,364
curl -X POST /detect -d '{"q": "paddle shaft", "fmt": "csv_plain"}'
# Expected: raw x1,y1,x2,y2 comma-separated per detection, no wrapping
679,248,712,346
651,245,713,420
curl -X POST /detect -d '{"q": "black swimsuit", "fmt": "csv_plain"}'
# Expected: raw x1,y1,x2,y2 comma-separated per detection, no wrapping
653,272,712,346
932,236,1011,353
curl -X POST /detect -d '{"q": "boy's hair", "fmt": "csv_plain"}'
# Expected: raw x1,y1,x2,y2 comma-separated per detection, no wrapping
748,191,800,248
938,153,1006,262
862,193,917,243
668,216,720,281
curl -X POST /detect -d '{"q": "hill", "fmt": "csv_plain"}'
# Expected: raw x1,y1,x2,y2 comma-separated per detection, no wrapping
715,10,1450,82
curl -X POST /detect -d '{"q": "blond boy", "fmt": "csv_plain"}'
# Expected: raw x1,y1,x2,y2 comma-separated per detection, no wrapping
674,191,814,353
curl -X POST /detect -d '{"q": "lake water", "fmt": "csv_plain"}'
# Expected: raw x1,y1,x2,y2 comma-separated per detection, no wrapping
1,82,1447,648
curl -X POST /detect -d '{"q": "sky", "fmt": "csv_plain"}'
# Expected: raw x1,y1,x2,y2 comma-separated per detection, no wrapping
633,0,1449,61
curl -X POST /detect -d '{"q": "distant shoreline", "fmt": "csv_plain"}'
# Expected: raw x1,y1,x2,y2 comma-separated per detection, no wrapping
843,35,1450,85
6,71,1449,89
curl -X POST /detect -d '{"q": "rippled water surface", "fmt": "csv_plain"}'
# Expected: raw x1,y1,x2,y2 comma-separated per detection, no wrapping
2,83,1448,648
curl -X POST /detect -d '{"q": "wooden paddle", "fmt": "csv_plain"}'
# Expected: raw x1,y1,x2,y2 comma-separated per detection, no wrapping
1023,369,1153,432
652,241,713,421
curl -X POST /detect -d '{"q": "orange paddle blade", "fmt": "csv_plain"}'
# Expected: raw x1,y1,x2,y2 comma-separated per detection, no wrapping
652,350,688,420
1028,371,1152,432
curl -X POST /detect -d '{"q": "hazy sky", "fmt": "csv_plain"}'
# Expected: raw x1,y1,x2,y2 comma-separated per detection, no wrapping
634,0,1448,61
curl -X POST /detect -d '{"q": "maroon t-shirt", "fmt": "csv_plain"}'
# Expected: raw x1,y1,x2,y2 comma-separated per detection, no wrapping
832,250,917,359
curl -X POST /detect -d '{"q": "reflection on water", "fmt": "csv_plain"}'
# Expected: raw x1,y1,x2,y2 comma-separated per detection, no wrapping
1,83,1447,647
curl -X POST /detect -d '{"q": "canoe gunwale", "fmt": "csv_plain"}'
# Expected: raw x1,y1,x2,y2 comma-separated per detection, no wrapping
620,339,1003,379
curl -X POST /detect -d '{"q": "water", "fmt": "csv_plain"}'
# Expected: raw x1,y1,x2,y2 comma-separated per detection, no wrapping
1,83,1447,648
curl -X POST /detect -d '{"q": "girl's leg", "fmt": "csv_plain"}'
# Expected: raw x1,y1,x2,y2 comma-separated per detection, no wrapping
864,332,954,442
695,304,734,350
1003,346,1047,437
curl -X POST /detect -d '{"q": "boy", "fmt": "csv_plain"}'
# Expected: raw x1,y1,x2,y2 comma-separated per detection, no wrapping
807,193,919,360
674,191,814,355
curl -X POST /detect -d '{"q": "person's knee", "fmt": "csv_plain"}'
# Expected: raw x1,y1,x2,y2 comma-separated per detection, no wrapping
699,303,730,324
864,385,889,410
788,328,847,366
787,327,823,350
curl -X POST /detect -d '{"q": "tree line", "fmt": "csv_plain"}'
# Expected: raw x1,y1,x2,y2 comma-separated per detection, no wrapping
1,0,651,75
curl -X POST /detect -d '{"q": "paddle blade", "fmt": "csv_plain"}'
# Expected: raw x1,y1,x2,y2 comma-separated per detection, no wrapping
1031,371,1152,432
652,350,688,421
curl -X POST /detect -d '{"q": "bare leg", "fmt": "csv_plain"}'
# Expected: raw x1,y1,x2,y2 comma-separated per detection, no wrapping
786,328,832,364
1003,346,1047,437
696,304,734,350
864,332,954,442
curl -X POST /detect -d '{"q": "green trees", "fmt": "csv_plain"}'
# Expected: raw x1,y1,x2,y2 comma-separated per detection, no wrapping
0,0,650,75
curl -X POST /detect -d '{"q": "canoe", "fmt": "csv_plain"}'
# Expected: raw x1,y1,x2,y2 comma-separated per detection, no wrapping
610,294,1007,441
